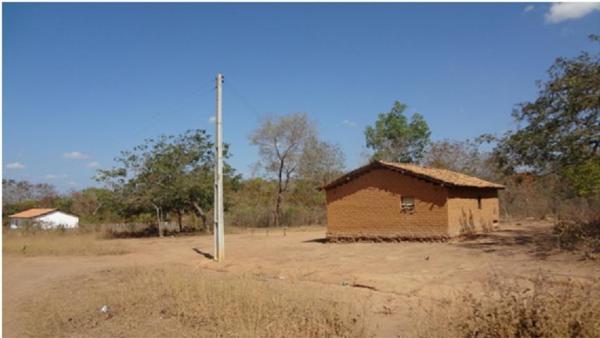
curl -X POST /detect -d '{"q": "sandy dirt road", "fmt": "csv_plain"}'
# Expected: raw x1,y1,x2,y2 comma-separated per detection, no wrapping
4,222,600,337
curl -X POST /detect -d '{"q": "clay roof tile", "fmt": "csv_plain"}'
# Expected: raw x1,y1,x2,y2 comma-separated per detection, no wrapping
9,208,57,219
323,160,505,190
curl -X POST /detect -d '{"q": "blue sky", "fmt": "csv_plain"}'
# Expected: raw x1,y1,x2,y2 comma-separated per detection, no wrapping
3,3,600,191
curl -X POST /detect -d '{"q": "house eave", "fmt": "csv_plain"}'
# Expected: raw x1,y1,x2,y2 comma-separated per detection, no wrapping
321,161,506,191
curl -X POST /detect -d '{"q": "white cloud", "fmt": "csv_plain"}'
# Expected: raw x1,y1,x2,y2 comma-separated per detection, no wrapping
546,3,600,23
87,161,100,168
208,116,216,124
524,5,535,13
63,151,90,160
342,119,357,128
68,181,78,186
6,162,25,170
44,174,68,180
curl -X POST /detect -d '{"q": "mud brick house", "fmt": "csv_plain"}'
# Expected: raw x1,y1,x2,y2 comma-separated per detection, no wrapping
323,160,504,241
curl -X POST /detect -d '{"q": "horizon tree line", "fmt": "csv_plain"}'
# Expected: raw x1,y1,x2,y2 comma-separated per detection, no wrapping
4,35,598,234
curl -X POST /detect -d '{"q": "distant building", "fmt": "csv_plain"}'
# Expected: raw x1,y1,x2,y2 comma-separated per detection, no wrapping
322,161,504,241
9,208,79,229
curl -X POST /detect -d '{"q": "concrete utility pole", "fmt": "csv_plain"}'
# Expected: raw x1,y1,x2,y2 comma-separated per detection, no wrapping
214,73,225,261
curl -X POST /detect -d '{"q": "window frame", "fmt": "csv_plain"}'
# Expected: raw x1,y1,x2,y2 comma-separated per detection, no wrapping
401,196,415,212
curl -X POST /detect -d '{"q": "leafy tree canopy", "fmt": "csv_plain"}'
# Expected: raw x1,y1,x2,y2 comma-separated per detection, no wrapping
96,129,240,233
492,35,600,196
365,101,431,163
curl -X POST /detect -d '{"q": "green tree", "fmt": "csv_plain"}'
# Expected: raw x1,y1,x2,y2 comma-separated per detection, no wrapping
564,159,600,197
227,178,276,227
365,101,431,163
96,129,238,236
492,35,600,197
70,187,122,223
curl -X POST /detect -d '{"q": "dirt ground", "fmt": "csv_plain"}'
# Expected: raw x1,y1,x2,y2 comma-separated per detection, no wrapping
4,221,600,337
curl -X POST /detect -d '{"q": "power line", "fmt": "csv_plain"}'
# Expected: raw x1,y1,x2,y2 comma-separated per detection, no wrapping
106,84,215,151
134,85,215,137
226,79,265,119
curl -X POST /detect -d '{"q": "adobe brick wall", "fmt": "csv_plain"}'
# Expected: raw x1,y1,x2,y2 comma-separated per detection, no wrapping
447,187,499,236
325,168,449,239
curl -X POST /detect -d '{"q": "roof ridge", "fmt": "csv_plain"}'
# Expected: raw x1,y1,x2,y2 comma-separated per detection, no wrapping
9,208,58,218
376,160,504,188
323,160,505,190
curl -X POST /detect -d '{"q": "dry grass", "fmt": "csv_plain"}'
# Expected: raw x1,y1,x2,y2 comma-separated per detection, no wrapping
23,265,368,338
420,273,600,338
3,229,128,256
96,223,326,239
554,197,600,257
98,223,161,238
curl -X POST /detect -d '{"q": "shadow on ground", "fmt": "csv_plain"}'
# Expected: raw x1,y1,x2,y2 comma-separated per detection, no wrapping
301,222,562,259
452,223,559,259
303,238,328,244
192,248,214,260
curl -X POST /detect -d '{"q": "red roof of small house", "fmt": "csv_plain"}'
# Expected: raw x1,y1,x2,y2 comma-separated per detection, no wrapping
323,160,505,190
9,208,57,219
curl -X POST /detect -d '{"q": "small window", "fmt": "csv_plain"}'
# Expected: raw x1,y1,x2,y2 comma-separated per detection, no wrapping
477,196,482,209
401,196,415,211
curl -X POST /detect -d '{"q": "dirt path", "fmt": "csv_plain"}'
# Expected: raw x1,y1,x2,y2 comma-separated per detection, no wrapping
4,222,600,337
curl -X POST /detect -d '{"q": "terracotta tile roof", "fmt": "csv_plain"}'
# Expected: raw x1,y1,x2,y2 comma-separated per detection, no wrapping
9,208,57,219
323,160,505,190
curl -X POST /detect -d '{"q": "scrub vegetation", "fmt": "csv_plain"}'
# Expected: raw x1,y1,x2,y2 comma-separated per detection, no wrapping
421,273,600,338
2,33,599,338
4,38,599,251
2,228,127,256
23,266,368,338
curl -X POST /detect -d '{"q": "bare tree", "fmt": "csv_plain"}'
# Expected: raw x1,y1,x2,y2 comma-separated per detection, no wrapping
298,137,346,186
423,139,498,181
2,179,58,205
250,113,316,227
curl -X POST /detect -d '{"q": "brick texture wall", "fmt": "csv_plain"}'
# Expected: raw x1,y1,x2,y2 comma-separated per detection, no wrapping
325,168,449,239
447,187,499,236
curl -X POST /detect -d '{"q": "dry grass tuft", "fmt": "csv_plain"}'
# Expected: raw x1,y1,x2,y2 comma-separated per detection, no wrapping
24,265,368,338
3,229,128,256
420,273,600,338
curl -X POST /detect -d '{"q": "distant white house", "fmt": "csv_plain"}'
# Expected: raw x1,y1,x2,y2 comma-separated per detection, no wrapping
9,208,79,229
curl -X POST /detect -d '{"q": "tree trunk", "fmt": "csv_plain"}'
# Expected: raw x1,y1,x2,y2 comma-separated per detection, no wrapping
152,203,163,238
192,202,209,233
275,159,285,227
92,202,103,216
176,209,183,232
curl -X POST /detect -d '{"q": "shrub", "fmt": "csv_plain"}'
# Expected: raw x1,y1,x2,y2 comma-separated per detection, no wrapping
555,220,600,254
2,228,127,256
421,273,600,338
98,223,159,239
227,204,325,228
554,195,600,254
227,204,273,228
499,174,561,220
